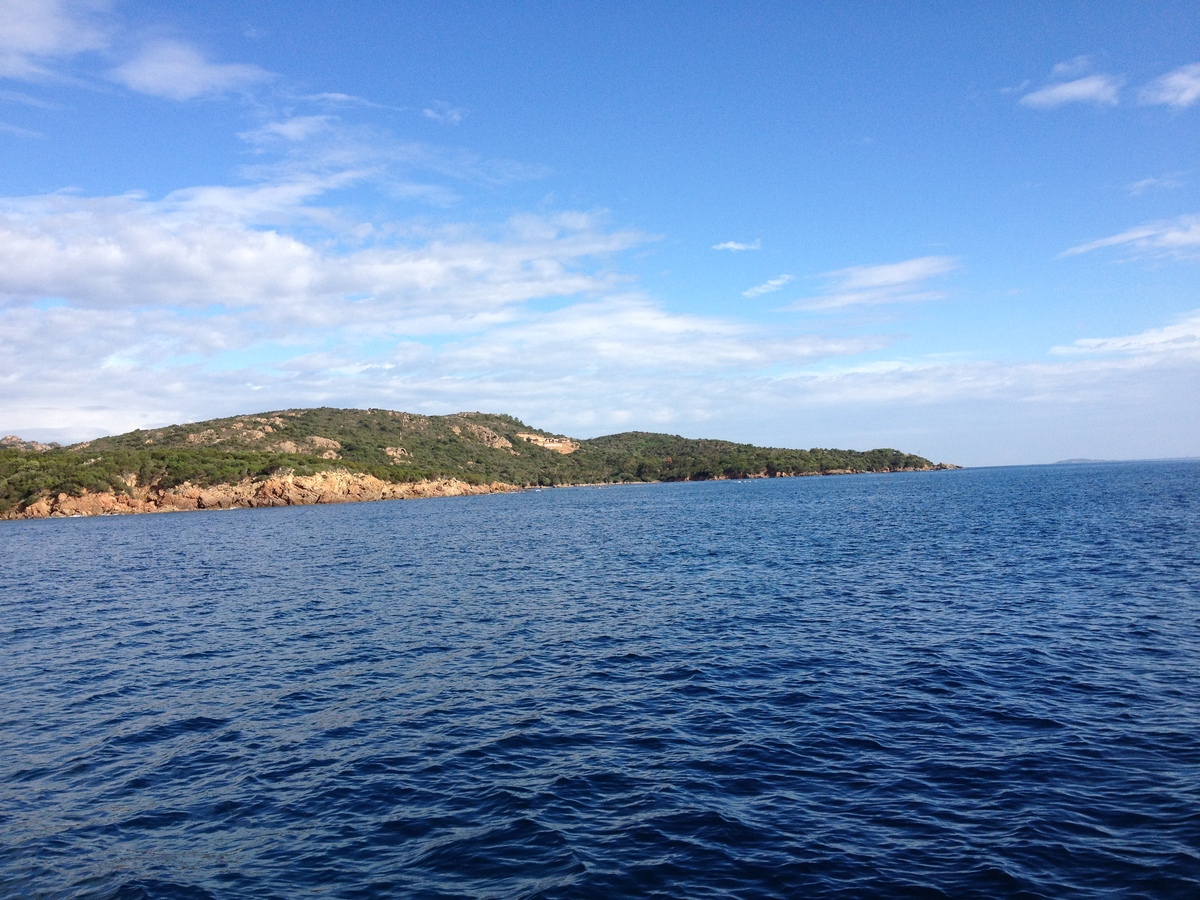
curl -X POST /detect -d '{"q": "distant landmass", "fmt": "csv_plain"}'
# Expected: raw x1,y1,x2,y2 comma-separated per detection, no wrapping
0,407,958,519
1054,458,1111,464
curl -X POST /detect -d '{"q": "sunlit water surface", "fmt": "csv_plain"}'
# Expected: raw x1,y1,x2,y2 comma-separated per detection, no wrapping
2,462,1198,898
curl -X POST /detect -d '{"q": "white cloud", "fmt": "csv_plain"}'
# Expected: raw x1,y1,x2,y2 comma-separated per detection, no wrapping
0,88,60,107
1126,173,1185,196
435,296,876,375
0,191,650,332
1052,310,1200,357
1139,63,1200,108
422,102,466,125
1020,73,1123,108
0,120,43,138
712,239,760,251
826,256,958,290
303,91,400,111
1051,56,1093,79
791,256,959,311
239,116,336,144
112,39,272,100
0,0,108,79
229,116,547,212
0,176,1194,466
163,170,371,224
0,4,272,103
743,274,792,298
6,285,1198,468
0,292,889,445
1059,215,1200,260
0,169,899,445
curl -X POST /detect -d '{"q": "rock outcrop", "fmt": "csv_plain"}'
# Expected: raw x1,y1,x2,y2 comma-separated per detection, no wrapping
1,435,60,452
7,471,517,520
516,432,579,454
449,422,513,450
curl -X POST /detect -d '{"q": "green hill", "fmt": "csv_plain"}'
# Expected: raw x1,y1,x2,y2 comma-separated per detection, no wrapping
0,407,947,515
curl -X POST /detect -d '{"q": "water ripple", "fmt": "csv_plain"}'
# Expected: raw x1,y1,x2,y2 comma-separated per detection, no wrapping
1,462,1199,897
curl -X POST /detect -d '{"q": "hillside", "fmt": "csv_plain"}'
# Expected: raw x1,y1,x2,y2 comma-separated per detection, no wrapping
1,408,953,517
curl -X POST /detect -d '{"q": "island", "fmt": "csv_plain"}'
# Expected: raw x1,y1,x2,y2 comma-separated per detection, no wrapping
0,408,959,519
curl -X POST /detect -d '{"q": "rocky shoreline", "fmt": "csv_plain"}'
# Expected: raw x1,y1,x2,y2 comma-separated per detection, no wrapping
2,464,960,521
4,471,518,520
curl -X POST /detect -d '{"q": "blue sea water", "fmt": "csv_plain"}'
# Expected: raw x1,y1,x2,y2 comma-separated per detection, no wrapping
1,462,1199,899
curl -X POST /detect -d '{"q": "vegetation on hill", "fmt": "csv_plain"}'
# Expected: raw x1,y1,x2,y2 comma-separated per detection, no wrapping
0,407,943,515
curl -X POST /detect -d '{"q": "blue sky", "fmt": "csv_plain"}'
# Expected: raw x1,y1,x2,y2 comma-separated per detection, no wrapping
1,1,1198,465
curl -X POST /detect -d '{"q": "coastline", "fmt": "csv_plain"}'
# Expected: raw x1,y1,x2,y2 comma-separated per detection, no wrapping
1,464,960,521
2,471,519,521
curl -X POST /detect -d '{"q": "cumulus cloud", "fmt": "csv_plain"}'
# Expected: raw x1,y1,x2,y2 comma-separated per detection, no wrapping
1020,73,1123,108
1059,215,1200,261
0,175,1194,465
1139,63,1200,108
743,274,792,298
0,0,108,79
712,239,760,251
112,39,272,100
6,281,1198,468
0,291,888,444
0,191,648,331
1,4,272,102
790,256,959,311
0,166,900,444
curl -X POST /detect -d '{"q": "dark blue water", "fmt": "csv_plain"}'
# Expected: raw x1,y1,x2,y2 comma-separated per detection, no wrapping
2,462,1199,898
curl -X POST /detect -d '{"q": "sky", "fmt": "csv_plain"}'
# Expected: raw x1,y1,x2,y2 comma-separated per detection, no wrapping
1,1,1198,466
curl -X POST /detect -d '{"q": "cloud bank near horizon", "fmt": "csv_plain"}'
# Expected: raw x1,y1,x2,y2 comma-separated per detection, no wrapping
0,164,1193,466
1,2,1198,466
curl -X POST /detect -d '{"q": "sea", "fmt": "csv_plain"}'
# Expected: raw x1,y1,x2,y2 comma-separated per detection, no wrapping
1,461,1198,899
